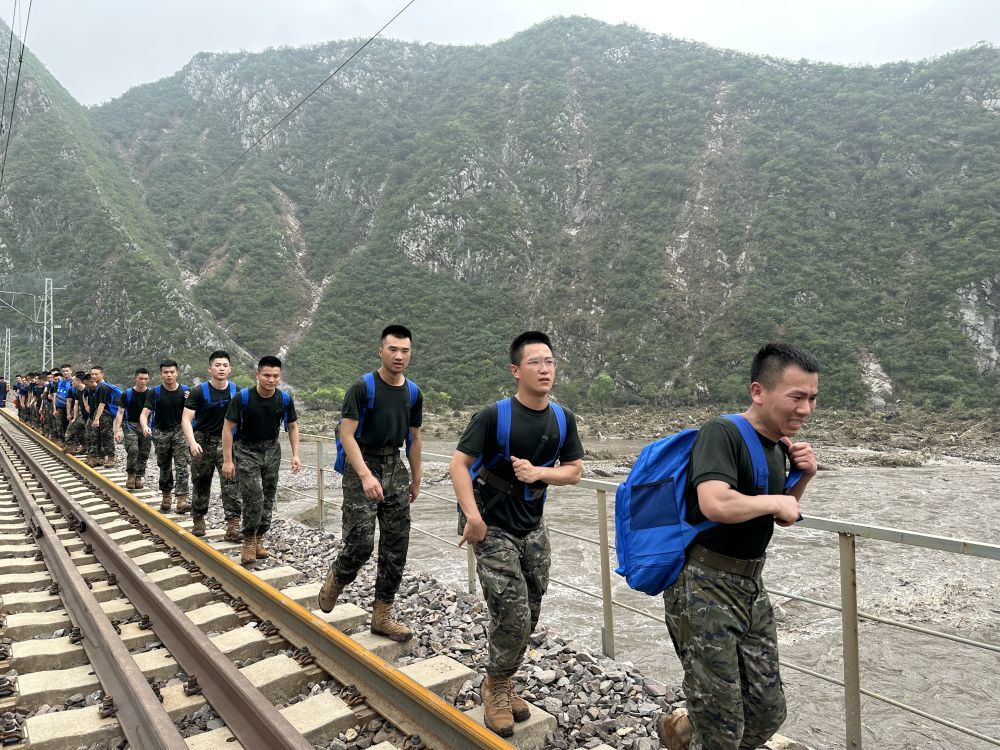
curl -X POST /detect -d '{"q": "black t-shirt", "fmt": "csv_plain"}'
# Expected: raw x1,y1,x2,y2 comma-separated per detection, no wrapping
686,417,791,559
144,385,188,430
122,387,148,423
340,372,423,449
185,383,237,436
91,382,114,411
81,386,95,413
457,398,584,537
224,387,298,443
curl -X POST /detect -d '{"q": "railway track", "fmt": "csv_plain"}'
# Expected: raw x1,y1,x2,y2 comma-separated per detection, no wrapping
0,412,529,749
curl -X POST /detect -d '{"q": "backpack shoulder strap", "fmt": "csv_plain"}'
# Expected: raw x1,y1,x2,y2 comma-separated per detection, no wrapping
281,390,291,432
363,372,376,409
200,382,210,403
405,378,419,407
228,382,237,399
723,414,768,495
550,403,568,454
495,398,512,462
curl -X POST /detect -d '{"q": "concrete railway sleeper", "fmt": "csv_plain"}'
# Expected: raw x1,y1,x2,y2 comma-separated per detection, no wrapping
0,414,522,750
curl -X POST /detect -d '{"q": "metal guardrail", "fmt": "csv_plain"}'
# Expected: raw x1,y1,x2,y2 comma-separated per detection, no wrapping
282,434,1000,750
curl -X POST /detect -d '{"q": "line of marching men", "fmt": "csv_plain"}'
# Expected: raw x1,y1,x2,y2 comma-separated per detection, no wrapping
11,353,302,572
9,330,821,750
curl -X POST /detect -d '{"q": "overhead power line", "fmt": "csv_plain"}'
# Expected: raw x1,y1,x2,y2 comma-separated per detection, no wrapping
0,0,31,198
0,0,18,137
187,0,417,206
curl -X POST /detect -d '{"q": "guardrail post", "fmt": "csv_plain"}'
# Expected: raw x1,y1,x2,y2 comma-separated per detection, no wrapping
596,489,616,659
315,440,325,533
838,532,863,749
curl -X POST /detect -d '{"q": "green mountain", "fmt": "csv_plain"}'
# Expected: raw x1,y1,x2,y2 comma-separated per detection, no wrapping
2,18,998,408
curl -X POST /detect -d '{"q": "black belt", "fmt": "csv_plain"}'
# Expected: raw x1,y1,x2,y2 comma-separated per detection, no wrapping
361,445,400,457
689,544,766,578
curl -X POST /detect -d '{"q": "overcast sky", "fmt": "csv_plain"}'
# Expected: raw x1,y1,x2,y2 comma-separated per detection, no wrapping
21,0,1000,106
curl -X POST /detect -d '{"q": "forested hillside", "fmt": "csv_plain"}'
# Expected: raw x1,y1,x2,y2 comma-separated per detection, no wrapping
1,18,997,408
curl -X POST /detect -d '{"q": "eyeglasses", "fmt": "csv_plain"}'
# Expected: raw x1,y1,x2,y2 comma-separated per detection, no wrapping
520,357,556,368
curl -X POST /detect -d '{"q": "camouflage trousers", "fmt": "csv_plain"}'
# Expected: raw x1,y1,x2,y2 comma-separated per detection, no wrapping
153,426,190,496
234,439,280,536
473,520,551,678
87,412,114,458
122,424,152,476
65,412,87,446
53,410,69,442
662,559,786,750
190,432,240,519
331,453,411,603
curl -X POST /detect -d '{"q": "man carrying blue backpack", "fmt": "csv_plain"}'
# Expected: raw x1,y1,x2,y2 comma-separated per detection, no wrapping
182,350,241,540
655,342,818,750
449,331,584,738
318,324,423,643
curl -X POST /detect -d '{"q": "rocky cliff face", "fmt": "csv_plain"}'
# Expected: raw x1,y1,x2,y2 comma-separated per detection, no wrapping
2,19,998,406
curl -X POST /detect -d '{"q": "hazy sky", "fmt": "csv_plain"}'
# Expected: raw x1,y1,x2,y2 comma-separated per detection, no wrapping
21,0,1000,106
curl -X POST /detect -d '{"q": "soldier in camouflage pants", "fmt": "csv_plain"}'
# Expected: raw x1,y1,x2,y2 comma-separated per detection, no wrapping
332,454,411,601
191,432,240,519
122,424,152,481
154,426,190,496
472,520,550,678
89,412,115,461
234,439,280,538
662,560,785,750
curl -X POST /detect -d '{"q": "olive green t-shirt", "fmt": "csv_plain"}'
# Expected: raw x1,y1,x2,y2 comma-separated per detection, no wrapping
686,416,791,559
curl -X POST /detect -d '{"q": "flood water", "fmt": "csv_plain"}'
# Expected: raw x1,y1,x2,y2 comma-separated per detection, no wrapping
278,437,1000,750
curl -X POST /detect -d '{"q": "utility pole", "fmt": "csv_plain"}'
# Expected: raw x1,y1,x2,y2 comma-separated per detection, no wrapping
2,328,9,384
41,277,54,370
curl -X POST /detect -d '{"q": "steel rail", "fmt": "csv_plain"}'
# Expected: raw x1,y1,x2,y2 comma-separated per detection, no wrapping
0,417,314,750
4,414,511,750
0,433,187,750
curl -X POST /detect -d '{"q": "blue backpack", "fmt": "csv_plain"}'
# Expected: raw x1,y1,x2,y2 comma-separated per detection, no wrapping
468,398,568,504
191,382,238,431
233,387,291,438
104,383,124,418
614,414,803,595
148,384,189,429
334,372,419,474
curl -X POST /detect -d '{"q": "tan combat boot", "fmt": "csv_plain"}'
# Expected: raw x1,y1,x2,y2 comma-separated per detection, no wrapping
655,709,693,750
135,475,145,489
160,492,172,512
224,516,243,542
317,572,346,613
509,681,531,722
482,675,514,738
370,600,413,642
103,455,115,468
125,474,136,490
191,516,206,537
241,535,257,566
174,494,191,514
85,455,100,467
254,535,270,559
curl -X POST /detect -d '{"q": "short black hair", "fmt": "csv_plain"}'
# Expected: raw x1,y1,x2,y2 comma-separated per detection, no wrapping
82,373,94,383
208,350,230,364
60,363,71,369
510,330,553,365
750,342,820,388
257,355,282,370
159,359,179,371
380,324,412,344
49,369,59,376
134,367,149,376
74,370,87,380
90,365,104,373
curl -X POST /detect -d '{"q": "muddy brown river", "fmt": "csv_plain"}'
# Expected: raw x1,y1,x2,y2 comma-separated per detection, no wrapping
279,437,1000,750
